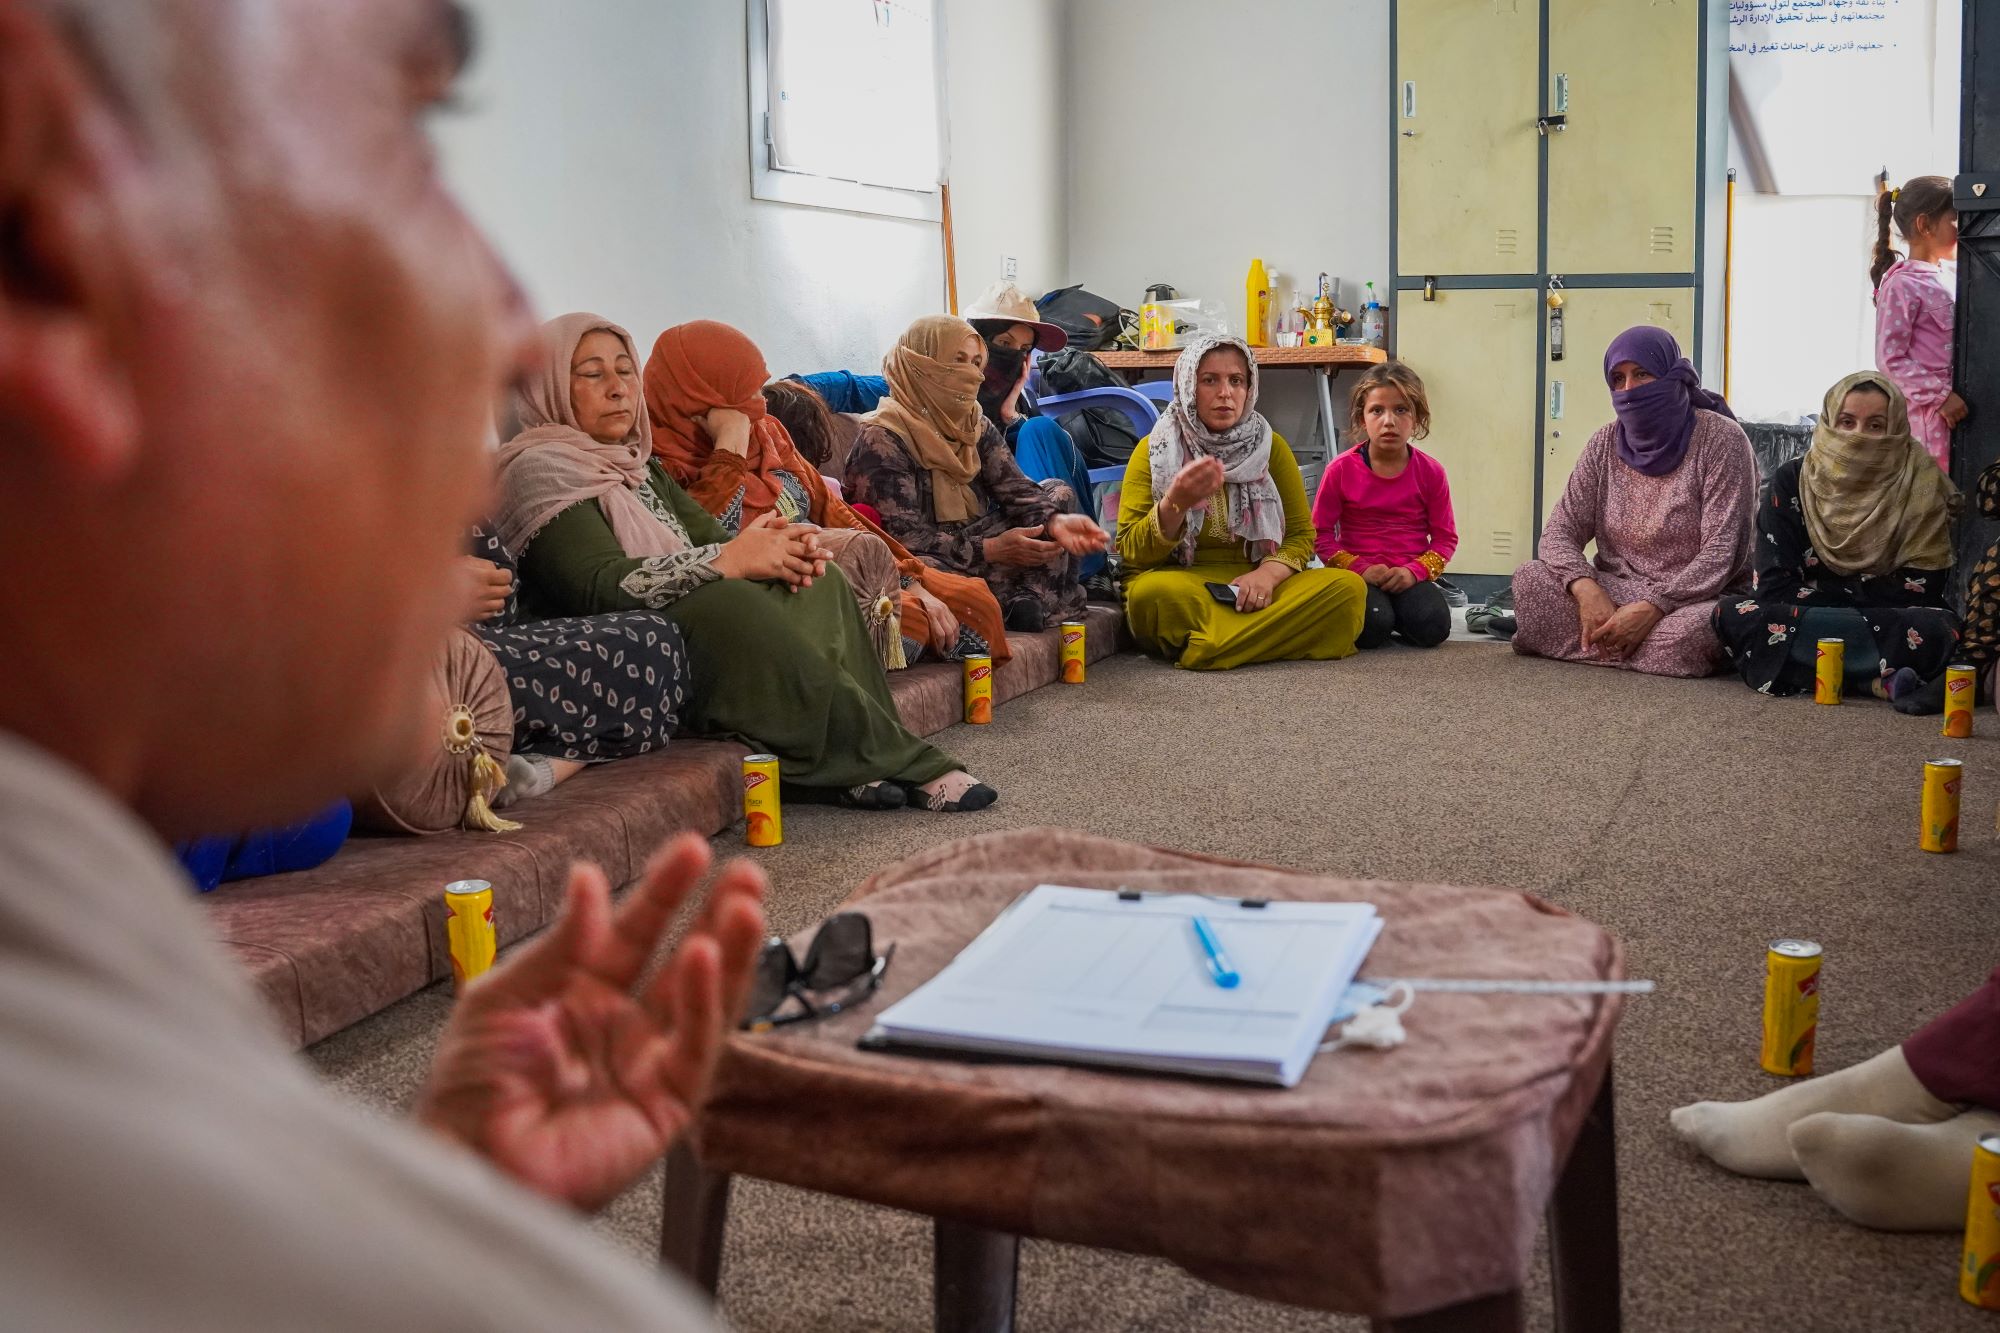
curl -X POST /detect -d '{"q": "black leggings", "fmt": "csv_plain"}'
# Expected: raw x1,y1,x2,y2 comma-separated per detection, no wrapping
1356,581,1452,649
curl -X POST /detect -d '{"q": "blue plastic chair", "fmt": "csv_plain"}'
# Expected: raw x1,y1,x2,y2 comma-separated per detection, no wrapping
1136,381,1175,407
1034,386,1159,436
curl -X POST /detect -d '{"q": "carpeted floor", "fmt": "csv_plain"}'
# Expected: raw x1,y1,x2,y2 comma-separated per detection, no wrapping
307,641,2000,1332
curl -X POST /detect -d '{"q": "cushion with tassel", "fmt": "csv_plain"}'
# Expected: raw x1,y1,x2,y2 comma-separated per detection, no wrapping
353,629,519,835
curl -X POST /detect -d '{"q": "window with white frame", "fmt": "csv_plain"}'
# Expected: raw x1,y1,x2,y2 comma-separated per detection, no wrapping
748,0,945,221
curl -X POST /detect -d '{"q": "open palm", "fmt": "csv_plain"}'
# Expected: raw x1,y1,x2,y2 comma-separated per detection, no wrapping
416,834,766,1212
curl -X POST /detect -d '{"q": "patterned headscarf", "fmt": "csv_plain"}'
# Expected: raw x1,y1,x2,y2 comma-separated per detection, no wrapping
868,316,988,523
492,313,688,559
1798,371,1958,577
1148,334,1284,564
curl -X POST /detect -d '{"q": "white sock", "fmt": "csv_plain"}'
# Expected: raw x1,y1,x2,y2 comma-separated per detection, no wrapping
493,753,555,810
1788,1108,2000,1231
1669,1046,1956,1179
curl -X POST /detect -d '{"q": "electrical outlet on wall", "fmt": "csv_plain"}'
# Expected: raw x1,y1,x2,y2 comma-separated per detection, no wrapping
1003,256,1018,281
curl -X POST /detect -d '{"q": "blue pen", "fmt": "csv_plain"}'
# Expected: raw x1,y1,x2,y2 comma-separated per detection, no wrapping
1190,915,1240,989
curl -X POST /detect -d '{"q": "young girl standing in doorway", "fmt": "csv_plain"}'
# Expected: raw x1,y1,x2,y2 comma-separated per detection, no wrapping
1873,174,1966,470
1311,362,1459,648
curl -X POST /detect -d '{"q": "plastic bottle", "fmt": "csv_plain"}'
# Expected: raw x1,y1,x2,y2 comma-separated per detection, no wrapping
1246,258,1272,347
1361,281,1386,349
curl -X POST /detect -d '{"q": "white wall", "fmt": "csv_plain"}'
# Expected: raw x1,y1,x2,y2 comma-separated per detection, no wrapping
1725,0,1961,421
1063,0,1391,461
944,1,1069,305
434,0,1067,381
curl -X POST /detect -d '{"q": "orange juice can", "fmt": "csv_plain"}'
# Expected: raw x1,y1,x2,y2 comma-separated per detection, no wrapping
742,753,782,847
1944,663,1977,738
1060,621,1087,684
1813,638,1844,705
963,655,993,724
444,879,497,990
1961,1133,2000,1308
1759,938,1821,1077
1922,757,1964,853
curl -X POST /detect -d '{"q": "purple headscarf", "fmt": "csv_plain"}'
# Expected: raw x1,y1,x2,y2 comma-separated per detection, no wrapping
1602,326,1734,477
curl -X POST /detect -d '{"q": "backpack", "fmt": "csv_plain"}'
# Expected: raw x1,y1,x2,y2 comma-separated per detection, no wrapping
1035,286,1128,352
1034,347,1145,470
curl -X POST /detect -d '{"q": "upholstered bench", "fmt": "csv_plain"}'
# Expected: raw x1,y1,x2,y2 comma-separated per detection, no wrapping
663,829,1627,1333
205,606,1124,1047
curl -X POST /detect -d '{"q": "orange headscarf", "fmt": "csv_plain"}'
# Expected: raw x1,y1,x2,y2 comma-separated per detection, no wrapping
644,321,795,513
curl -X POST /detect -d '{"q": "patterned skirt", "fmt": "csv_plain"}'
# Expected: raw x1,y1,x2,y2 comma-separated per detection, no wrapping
472,613,691,763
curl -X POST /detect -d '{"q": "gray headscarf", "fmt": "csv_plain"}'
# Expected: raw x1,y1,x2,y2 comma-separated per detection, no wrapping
1148,334,1285,564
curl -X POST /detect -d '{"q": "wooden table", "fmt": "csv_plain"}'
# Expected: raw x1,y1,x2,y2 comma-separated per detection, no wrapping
661,831,1628,1333
1093,344,1388,450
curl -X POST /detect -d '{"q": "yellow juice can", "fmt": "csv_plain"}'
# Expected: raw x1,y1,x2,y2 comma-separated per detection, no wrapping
1922,757,1964,853
1962,1134,2000,1308
963,655,993,724
1813,638,1844,705
1759,938,1821,1077
444,879,497,990
742,753,782,847
1060,621,1086,684
1944,663,1977,738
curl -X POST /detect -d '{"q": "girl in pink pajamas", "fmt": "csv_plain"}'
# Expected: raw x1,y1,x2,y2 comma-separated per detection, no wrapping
1872,175,1966,470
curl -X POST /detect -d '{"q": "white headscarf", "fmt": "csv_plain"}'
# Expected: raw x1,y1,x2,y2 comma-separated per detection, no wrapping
1147,334,1285,565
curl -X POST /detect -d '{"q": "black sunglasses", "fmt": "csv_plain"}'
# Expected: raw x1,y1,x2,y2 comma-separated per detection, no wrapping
741,912,894,1032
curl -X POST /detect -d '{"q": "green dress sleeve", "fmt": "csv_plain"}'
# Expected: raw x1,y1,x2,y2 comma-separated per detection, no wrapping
1265,434,1317,573
517,464,725,615
1115,436,1178,570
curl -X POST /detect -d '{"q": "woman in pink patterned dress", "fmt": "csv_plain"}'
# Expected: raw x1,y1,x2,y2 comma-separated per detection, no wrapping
1872,175,1965,470
1511,327,1756,678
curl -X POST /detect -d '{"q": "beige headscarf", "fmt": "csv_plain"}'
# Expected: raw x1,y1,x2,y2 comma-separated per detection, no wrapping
1798,371,1958,577
492,313,688,559
867,315,987,523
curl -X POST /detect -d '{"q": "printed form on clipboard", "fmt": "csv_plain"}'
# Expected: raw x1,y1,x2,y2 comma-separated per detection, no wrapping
865,885,1382,1087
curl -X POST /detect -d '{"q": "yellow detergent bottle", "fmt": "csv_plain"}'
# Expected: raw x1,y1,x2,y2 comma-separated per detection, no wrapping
1246,258,1272,347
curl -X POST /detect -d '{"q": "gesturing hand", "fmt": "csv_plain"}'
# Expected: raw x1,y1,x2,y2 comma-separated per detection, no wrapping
1046,512,1109,556
983,524,1062,568
416,833,766,1213
1163,456,1226,515
714,511,827,588
462,556,514,624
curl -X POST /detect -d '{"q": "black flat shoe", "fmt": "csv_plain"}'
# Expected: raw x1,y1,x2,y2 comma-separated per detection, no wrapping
837,781,907,810
901,779,999,813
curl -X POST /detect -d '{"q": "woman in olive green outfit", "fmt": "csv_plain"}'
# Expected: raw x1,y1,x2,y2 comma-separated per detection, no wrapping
496,313,996,812
1118,335,1367,669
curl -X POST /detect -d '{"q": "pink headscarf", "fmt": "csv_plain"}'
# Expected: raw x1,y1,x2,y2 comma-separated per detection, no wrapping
492,313,689,559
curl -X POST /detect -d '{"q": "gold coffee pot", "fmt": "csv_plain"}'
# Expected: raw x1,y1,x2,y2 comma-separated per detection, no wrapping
1297,272,1353,333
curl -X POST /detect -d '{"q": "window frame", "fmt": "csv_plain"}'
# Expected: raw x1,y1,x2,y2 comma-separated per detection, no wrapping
745,0,950,223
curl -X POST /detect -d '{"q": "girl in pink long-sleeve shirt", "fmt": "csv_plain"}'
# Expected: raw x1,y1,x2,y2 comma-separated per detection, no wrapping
1311,363,1459,648
1873,174,1965,469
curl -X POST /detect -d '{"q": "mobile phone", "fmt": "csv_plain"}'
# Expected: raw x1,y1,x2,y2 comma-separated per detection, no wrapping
1204,581,1239,606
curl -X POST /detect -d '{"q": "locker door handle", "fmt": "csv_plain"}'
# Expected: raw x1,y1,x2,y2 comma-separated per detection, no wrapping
1402,80,1417,119
1549,381,1565,420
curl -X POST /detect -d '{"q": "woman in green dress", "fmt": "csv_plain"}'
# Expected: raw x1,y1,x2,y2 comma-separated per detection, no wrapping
494,313,996,812
1117,335,1367,669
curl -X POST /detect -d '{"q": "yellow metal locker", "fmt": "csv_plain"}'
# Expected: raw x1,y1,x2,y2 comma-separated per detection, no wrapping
1540,289,1694,524
1398,290,1542,576
1396,0,1540,277
1544,0,1699,275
